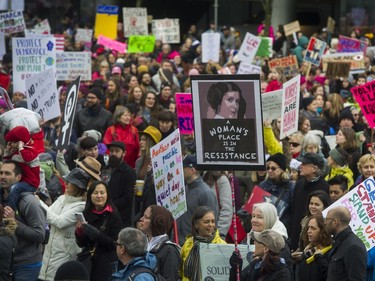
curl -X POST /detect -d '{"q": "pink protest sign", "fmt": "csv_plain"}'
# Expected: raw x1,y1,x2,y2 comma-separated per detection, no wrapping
280,75,300,139
175,93,194,134
351,80,375,128
97,35,127,53
337,35,367,53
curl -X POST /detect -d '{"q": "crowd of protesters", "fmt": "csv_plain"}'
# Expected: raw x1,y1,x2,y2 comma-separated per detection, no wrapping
0,9,374,281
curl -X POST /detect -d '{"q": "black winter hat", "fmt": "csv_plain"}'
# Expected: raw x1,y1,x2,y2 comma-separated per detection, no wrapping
150,205,174,236
88,87,103,100
339,109,355,125
54,260,89,280
267,153,287,171
301,97,315,110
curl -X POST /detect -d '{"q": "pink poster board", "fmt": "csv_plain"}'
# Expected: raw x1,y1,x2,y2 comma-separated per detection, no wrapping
175,93,194,134
351,80,375,128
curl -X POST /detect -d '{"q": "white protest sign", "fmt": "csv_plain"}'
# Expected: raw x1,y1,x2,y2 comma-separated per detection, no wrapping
0,32,5,59
0,10,25,35
12,37,56,93
280,75,300,139
152,18,180,44
202,32,221,63
56,52,91,81
123,7,148,36
0,0,7,10
75,28,93,43
12,0,24,11
25,68,59,121
237,32,261,64
200,243,253,281
323,176,375,251
33,19,51,34
261,89,282,120
150,128,187,219
237,62,262,74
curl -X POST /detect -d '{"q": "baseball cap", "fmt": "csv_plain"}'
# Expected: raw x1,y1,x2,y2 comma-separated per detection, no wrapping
183,154,197,168
250,229,285,253
297,153,324,170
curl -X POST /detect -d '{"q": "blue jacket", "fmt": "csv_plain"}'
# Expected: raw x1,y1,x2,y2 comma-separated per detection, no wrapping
110,252,157,281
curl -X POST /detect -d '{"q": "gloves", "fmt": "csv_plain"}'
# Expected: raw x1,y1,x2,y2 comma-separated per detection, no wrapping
82,223,101,240
230,250,243,270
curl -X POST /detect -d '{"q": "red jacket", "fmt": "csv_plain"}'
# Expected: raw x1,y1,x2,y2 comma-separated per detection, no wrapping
103,123,140,168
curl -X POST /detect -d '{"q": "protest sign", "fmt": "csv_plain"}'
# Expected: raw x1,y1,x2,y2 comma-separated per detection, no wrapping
283,20,300,36
327,16,335,33
12,36,56,93
304,37,327,66
191,75,265,170
0,10,25,35
261,89,282,120
351,80,375,128
94,5,118,39
123,7,148,36
0,87,13,110
202,32,221,63
237,32,261,64
75,28,93,43
268,55,299,77
0,32,5,59
152,18,180,44
97,35,127,53
237,62,262,74
0,0,7,10
25,68,59,121
150,129,187,219
11,0,24,11
280,75,300,139
57,77,81,150
175,93,194,134
200,243,253,281
337,35,368,53
256,37,273,58
326,61,351,78
322,176,375,251
56,52,91,81
32,19,51,34
127,35,155,53
322,52,365,73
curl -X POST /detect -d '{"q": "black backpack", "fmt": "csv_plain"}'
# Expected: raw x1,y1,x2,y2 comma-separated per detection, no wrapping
127,266,167,281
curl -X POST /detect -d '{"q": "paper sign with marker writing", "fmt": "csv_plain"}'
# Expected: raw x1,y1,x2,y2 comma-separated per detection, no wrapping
150,129,187,220
268,55,299,77
25,68,59,121
152,18,180,44
56,52,91,81
238,32,261,64
123,7,148,36
175,93,194,134
127,36,155,53
337,35,367,53
237,62,261,74
261,90,282,120
322,176,375,251
75,28,93,43
280,75,300,139
0,10,25,35
202,32,221,63
351,80,375,128
12,36,56,93
97,35,127,53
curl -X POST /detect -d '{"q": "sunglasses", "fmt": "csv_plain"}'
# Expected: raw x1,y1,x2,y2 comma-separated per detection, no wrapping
266,166,280,171
289,142,300,147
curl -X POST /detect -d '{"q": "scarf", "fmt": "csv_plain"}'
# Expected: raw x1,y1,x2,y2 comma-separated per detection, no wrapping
184,233,215,281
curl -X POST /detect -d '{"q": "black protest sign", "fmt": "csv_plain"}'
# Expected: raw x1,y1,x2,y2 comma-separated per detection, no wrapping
191,74,266,170
57,76,80,150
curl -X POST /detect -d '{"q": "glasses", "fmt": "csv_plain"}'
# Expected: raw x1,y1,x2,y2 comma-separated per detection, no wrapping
324,217,336,222
289,142,301,147
266,166,280,171
353,114,359,117
114,241,124,247
87,95,98,100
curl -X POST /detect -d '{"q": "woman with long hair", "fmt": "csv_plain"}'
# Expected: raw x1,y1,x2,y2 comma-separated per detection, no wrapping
138,91,161,126
75,181,122,281
103,78,125,113
323,93,343,135
103,106,140,168
127,85,144,115
181,206,226,281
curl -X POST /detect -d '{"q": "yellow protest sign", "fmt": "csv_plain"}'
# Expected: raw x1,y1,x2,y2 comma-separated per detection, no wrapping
94,5,118,39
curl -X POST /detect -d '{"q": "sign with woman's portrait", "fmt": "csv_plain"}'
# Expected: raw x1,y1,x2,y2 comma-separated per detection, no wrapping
191,74,265,170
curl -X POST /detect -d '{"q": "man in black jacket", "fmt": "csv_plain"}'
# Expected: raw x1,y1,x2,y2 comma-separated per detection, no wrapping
290,153,329,250
102,141,136,227
325,206,367,281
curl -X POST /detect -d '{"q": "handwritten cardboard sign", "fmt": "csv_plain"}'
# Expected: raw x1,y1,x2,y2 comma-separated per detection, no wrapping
261,89,282,120
323,176,375,251
25,68,59,121
280,75,300,139
152,18,180,44
322,52,365,73
97,35,127,53
123,7,148,36
202,32,221,63
268,55,299,77
0,10,25,35
150,129,187,219
56,52,92,81
238,32,261,64
127,35,155,53
12,36,56,93
175,93,194,134
304,37,327,66
351,80,375,128
284,20,300,36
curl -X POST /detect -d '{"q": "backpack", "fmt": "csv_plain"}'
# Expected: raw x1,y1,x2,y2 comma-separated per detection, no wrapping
127,266,167,281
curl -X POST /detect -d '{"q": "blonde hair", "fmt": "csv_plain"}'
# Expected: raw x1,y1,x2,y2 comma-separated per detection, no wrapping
357,154,375,172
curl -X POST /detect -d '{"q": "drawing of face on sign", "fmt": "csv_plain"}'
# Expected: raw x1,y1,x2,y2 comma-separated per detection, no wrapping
206,82,247,119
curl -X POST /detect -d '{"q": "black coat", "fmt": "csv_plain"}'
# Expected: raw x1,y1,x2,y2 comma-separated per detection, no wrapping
290,177,329,250
327,227,367,281
106,162,136,227
76,208,123,281
297,250,329,281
